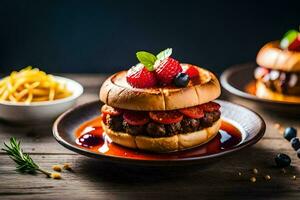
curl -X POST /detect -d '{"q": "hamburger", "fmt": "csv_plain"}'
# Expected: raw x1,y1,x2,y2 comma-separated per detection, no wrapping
255,29,300,102
99,48,221,152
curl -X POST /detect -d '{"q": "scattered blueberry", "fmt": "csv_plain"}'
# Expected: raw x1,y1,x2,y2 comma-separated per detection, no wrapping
174,72,190,87
284,127,297,141
275,153,291,168
297,149,300,159
291,138,300,151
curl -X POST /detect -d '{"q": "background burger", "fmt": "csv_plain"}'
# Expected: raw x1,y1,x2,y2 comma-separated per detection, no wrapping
255,29,300,103
99,48,221,152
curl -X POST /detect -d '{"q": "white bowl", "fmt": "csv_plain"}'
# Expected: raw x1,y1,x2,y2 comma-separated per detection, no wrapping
0,76,84,123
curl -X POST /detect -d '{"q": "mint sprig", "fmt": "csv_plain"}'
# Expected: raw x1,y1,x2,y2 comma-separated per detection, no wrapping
136,51,157,71
136,48,173,71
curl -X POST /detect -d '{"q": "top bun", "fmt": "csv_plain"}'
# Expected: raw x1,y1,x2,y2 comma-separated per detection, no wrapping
99,64,221,111
256,41,300,72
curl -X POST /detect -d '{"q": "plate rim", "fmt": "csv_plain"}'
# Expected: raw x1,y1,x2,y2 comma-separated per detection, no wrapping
53,100,266,165
220,63,300,106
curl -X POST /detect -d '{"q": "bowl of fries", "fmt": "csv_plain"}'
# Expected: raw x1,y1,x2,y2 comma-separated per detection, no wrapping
0,67,84,123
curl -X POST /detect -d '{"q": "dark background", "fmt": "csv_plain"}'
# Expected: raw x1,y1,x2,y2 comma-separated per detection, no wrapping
0,0,299,74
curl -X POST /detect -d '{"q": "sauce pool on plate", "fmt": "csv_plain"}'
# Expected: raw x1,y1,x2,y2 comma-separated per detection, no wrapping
245,81,257,95
75,116,242,160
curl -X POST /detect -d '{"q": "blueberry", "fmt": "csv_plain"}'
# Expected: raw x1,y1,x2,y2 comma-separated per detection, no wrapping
283,127,297,141
174,73,190,87
275,153,291,168
291,138,300,151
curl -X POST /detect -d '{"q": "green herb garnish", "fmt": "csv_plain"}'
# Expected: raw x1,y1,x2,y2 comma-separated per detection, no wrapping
2,137,51,177
280,29,299,49
136,48,173,71
136,51,157,71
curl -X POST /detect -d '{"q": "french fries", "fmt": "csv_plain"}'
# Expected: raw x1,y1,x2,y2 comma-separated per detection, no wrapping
0,67,72,104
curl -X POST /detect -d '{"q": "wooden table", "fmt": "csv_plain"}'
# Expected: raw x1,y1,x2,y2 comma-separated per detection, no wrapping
0,74,299,200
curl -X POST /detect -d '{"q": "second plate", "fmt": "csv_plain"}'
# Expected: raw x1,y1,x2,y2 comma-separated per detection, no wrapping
220,63,300,114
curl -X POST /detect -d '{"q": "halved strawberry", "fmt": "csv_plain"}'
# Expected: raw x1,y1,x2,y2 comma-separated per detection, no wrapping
199,102,221,112
101,105,123,116
149,110,183,124
123,111,149,126
155,57,182,85
183,65,199,78
288,35,300,51
126,64,157,88
179,105,204,119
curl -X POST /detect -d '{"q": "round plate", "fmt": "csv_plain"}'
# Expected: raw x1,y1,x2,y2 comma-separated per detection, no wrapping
220,63,300,114
53,100,265,166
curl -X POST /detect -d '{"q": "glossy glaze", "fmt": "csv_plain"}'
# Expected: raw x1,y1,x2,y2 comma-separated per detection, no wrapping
75,116,242,160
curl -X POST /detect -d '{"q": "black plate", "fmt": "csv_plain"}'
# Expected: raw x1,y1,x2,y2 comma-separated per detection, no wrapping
53,100,265,166
220,63,300,114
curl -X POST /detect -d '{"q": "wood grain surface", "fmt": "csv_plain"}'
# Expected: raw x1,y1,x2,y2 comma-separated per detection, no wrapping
0,74,299,200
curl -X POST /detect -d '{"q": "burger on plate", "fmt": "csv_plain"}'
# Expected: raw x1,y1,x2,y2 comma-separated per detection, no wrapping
99,48,221,152
255,29,300,103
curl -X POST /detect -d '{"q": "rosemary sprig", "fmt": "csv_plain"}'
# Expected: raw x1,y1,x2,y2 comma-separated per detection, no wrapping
2,137,51,177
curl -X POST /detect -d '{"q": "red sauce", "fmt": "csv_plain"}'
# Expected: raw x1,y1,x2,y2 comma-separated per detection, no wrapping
75,117,242,160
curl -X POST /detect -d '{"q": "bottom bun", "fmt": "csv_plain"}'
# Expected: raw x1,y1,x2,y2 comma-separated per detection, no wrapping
256,81,300,103
101,119,221,153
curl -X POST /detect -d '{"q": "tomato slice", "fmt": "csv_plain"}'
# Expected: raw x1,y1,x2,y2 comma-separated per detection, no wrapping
123,111,149,126
101,105,123,116
199,102,220,112
179,105,204,119
100,113,107,125
149,111,183,124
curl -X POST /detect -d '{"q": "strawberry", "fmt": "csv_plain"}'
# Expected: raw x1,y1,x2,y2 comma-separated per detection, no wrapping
126,64,157,88
183,65,199,78
155,57,182,85
288,35,300,51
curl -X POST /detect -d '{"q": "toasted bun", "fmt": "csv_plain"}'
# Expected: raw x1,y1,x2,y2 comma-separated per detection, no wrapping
256,41,300,72
256,81,300,103
99,64,221,111
101,119,221,153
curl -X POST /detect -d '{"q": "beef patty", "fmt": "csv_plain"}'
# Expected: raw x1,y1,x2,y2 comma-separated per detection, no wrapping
104,110,221,138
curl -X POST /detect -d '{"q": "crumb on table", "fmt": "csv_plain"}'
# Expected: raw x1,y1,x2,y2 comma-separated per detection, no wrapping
51,173,62,179
63,163,72,171
52,165,62,172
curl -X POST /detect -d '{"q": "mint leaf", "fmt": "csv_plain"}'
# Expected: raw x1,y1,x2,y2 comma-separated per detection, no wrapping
157,48,172,61
136,51,157,71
